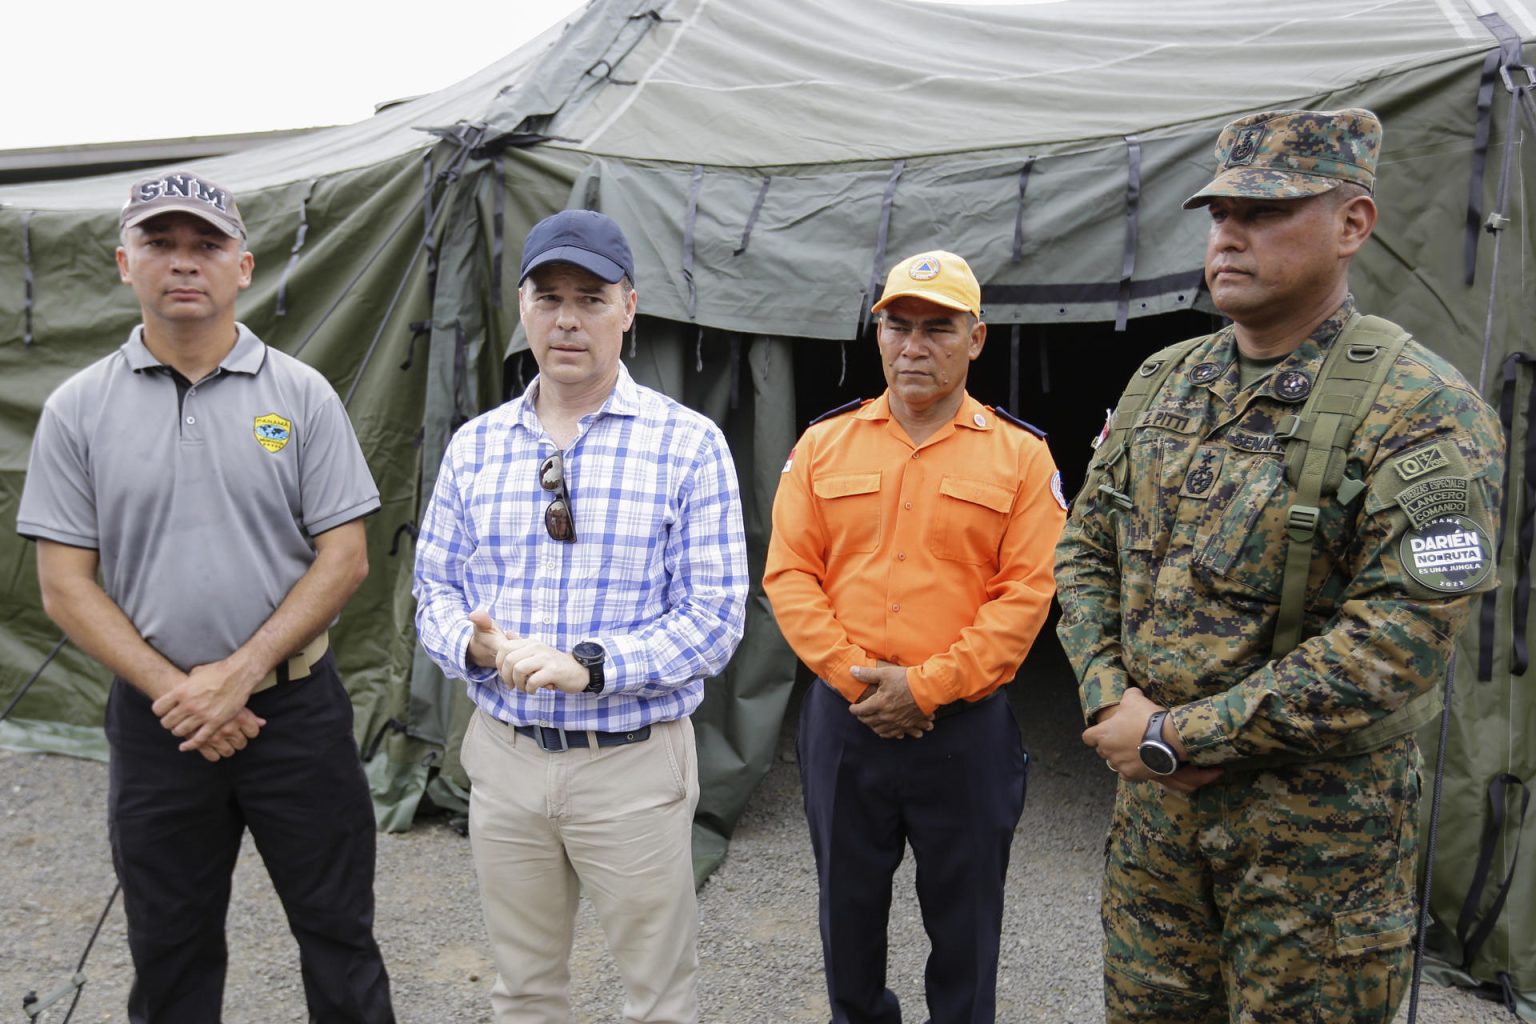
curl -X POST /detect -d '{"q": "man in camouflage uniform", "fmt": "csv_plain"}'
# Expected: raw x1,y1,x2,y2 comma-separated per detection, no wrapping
1055,108,1504,1023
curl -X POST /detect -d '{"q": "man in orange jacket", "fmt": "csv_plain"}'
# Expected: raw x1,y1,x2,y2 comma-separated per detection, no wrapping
765,249,1066,1024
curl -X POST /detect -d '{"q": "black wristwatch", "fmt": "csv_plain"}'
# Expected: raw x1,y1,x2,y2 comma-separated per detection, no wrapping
572,641,606,694
1137,710,1180,776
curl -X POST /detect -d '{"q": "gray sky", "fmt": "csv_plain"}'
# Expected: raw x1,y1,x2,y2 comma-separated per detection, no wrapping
3,0,591,150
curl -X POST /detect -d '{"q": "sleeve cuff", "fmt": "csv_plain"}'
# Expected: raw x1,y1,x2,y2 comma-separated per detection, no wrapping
447,618,497,685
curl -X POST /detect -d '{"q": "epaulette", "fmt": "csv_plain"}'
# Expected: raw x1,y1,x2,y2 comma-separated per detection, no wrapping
991,407,1047,439
808,398,867,426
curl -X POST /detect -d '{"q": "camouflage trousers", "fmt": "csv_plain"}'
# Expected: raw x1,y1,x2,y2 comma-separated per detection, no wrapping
1101,736,1421,1024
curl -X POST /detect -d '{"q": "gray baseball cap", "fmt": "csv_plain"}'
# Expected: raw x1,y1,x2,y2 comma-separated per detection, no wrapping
120,171,246,239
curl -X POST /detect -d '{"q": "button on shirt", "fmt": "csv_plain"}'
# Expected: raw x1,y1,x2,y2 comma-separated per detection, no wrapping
764,391,1065,713
412,364,749,733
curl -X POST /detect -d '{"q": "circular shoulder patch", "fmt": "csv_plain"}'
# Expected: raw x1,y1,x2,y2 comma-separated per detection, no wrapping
1050,471,1068,511
1400,515,1493,593
1189,362,1221,385
1274,371,1312,402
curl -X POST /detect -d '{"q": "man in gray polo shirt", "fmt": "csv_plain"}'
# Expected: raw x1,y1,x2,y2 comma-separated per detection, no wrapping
17,171,394,1023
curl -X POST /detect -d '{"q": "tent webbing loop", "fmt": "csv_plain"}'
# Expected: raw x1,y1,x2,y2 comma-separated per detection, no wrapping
860,160,906,336
734,176,772,256
1478,352,1536,680
1452,773,1529,973
334,127,483,406
1011,158,1036,264
682,164,704,319
1116,134,1142,332
400,320,432,372
1407,650,1460,1024
491,152,506,308
388,520,418,557
275,179,316,318
1465,48,1503,286
21,210,34,346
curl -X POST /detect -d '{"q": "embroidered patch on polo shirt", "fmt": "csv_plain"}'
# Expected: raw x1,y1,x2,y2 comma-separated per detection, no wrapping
254,413,293,453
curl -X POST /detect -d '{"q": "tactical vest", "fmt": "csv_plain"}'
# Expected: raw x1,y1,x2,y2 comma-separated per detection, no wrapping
1086,313,1440,764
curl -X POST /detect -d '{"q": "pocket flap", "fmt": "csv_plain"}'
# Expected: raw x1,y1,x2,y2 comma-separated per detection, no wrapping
938,476,1015,514
1332,898,1415,956
812,472,882,500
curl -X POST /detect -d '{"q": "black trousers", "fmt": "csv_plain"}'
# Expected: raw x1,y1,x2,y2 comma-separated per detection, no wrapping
798,680,1028,1024
105,654,394,1023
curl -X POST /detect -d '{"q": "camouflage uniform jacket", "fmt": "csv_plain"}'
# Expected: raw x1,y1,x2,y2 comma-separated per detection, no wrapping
1056,297,1504,766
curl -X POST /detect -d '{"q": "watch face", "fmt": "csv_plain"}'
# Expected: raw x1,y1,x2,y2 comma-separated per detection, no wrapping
1138,742,1179,776
572,641,604,666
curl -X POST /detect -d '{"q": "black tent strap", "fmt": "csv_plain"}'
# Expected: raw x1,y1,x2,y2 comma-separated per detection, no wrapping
729,335,742,410
1477,352,1535,679
491,152,506,308
860,160,906,336
275,180,316,318
450,319,470,430
982,268,1202,307
682,164,704,319
1116,134,1142,333
400,320,432,371
422,150,440,299
1513,356,1536,677
734,176,772,256
21,211,33,346
1465,49,1502,287
1012,158,1036,264
1453,773,1529,972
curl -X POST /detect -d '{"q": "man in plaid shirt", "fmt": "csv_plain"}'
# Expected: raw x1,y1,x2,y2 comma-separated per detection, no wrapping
413,210,748,1024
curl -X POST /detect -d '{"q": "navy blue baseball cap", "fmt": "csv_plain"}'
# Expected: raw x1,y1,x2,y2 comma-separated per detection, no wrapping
519,209,636,285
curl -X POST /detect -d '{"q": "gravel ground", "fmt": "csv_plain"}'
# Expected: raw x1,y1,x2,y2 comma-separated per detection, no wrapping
0,660,1512,1023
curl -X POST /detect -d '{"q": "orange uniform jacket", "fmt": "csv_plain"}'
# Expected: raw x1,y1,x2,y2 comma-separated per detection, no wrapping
764,391,1066,714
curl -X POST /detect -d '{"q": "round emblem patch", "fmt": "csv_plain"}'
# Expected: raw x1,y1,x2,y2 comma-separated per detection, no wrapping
1189,362,1221,385
1400,515,1493,593
1050,471,1068,511
1274,371,1312,402
909,256,941,281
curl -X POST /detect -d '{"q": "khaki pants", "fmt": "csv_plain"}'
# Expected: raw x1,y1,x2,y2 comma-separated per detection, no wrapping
462,710,701,1024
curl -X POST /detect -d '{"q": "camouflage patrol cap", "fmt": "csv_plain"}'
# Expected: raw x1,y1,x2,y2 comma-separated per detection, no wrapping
1182,108,1381,209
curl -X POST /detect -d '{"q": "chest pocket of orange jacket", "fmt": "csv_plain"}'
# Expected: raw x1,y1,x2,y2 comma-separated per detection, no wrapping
812,472,882,553
930,476,1015,564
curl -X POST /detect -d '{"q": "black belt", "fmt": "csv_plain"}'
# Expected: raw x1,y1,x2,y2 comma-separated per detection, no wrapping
933,690,1002,721
513,723,652,753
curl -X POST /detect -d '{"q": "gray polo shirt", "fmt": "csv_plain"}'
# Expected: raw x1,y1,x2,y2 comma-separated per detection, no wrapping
17,324,380,671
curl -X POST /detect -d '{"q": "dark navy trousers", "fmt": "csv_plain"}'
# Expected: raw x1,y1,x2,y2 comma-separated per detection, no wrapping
105,654,394,1023
798,679,1028,1024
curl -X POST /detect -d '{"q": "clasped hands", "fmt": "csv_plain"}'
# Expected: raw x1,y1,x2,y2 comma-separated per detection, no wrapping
151,657,267,763
847,662,933,740
468,611,590,694
1082,686,1221,794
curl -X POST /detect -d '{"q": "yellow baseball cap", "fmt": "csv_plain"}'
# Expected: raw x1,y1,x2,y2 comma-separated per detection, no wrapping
871,250,981,317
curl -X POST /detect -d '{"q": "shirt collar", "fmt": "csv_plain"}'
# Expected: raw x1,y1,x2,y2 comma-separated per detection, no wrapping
859,390,987,430
514,362,641,433
121,322,267,376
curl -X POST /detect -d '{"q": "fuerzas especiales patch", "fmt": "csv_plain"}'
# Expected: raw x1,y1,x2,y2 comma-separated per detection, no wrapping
1400,514,1493,592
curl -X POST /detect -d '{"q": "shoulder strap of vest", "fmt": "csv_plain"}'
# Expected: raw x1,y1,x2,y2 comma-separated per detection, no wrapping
1271,314,1411,660
1078,335,1210,511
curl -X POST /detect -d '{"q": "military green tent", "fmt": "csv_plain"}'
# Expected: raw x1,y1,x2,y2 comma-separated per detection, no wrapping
1,0,1532,1014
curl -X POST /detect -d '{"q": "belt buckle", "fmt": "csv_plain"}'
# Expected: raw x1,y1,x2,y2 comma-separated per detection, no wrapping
534,725,569,753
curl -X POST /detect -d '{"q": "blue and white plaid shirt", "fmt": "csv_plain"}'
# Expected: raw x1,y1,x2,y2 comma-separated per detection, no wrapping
413,364,748,732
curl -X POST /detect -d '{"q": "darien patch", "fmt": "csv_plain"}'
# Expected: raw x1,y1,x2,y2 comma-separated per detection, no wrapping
1401,514,1492,593
253,413,293,454
1395,477,1470,529
1393,443,1449,482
